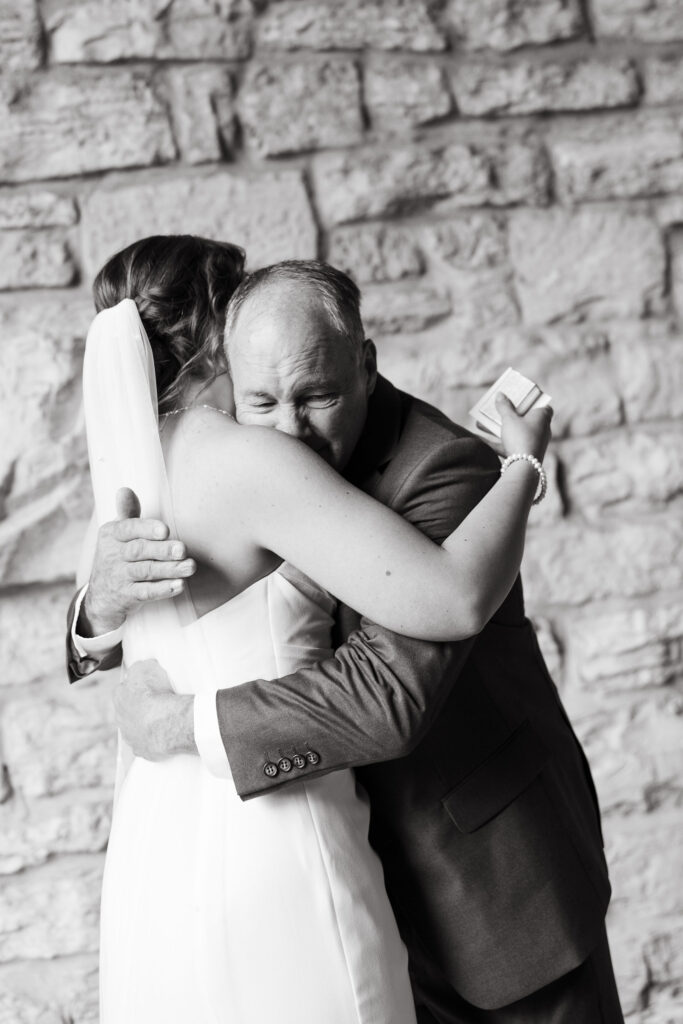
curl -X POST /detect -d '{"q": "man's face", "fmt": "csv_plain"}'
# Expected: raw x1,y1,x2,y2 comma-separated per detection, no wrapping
228,283,377,471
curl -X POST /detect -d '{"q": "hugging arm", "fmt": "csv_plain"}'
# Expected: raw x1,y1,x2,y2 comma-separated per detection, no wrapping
67,397,546,676
182,404,543,643
213,433,506,798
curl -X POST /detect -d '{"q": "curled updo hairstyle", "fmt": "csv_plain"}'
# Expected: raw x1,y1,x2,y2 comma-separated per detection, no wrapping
93,235,245,412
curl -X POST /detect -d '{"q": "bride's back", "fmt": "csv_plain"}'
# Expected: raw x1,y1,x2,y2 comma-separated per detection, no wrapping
160,404,282,620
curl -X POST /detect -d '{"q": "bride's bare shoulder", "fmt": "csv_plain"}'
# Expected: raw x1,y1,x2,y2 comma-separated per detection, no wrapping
165,407,304,497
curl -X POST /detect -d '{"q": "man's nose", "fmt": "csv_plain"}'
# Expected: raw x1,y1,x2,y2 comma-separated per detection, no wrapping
276,405,311,440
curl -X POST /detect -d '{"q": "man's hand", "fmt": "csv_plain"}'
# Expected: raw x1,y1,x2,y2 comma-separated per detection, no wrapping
80,487,196,637
113,659,197,761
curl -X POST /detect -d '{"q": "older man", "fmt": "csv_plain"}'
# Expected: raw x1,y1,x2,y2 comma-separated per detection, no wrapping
67,260,622,1023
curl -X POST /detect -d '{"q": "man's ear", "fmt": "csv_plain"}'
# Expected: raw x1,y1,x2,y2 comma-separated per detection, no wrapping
362,338,378,396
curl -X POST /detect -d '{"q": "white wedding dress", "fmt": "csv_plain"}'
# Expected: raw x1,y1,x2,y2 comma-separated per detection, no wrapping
83,301,416,1024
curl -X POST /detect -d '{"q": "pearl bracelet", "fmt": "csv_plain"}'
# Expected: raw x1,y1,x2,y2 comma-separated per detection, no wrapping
500,453,547,505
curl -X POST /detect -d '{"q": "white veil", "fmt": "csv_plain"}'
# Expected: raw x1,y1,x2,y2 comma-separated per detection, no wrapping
82,298,208,794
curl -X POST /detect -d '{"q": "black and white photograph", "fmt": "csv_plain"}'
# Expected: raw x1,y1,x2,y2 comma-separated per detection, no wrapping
0,1,682,1021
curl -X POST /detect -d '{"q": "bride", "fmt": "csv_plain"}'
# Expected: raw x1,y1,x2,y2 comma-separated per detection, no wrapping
81,235,551,1024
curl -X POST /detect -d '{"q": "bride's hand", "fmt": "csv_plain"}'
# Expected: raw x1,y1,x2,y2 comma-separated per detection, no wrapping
496,393,553,462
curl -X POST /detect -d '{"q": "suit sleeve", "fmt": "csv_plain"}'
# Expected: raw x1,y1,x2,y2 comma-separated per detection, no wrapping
65,588,123,682
217,432,506,799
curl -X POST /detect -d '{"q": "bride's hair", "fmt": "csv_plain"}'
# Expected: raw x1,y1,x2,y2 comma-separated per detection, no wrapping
93,234,245,412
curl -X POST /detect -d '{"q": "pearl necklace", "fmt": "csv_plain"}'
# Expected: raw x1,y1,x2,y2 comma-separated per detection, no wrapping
161,403,235,420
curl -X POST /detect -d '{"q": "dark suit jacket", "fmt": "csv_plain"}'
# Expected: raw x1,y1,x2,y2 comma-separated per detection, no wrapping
67,376,610,1010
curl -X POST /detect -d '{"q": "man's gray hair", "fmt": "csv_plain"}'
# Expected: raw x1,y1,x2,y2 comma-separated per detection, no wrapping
223,259,366,357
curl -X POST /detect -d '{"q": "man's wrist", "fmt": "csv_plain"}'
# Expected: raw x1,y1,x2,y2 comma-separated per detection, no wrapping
80,587,125,638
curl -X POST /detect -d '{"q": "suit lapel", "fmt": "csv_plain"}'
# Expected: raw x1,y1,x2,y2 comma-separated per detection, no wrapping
344,375,405,494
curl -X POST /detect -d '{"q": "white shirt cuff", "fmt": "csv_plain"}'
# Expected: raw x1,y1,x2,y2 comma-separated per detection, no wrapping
194,693,231,778
72,584,125,659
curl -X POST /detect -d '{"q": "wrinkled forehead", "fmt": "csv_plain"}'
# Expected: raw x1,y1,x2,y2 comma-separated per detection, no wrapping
228,281,355,381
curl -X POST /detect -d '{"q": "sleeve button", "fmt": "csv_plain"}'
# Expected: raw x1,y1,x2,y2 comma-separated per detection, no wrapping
292,754,307,770
278,757,293,773
264,762,279,778
305,750,320,766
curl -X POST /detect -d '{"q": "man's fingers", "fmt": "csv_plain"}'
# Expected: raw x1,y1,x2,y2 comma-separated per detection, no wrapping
129,558,196,582
116,487,142,520
133,580,187,603
114,518,172,543
121,537,188,563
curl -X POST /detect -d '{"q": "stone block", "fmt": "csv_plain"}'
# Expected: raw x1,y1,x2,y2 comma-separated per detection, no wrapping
373,286,522,402
1,685,116,797
0,70,176,183
361,282,452,334
312,135,548,225
0,860,102,961
592,0,683,42
337,217,514,339
45,0,253,62
0,292,91,510
644,922,683,986
563,429,683,517
377,323,611,424
654,195,683,230
0,956,99,1024
606,907,649,1015
7,429,89,516
571,599,683,691
0,479,92,587
0,229,76,289
522,516,683,607
608,817,683,913
418,217,519,335
549,112,683,203
419,213,510,268
435,135,550,216
610,322,683,424
0,0,41,71
532,351,623,438
448,266,521,335
452,57,639,117
443,0,584,50
0,584,75,687
508,208,665,323
257,0,446,52
82,169,317,278
0,989,64,1024
0,190,77,229
635,993,683,1024
643,54,683,105
328,224,425,284
573,696,683,820
365,57,452,127
239,59,363,157
0,796,111,873
166,66,234,165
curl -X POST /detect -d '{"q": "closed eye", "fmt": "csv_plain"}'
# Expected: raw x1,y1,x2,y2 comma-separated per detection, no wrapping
306,394,336,406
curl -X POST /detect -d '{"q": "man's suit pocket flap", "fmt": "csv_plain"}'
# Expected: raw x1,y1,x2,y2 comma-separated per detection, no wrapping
441,720,550,834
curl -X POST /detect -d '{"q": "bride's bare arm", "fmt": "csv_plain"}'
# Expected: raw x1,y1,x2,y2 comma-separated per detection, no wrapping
172,403,549,642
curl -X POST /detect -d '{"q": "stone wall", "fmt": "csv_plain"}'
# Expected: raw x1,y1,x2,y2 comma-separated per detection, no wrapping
0,0,682,1020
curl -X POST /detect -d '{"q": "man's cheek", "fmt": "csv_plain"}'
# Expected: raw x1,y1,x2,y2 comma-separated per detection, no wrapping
234,407,258,426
